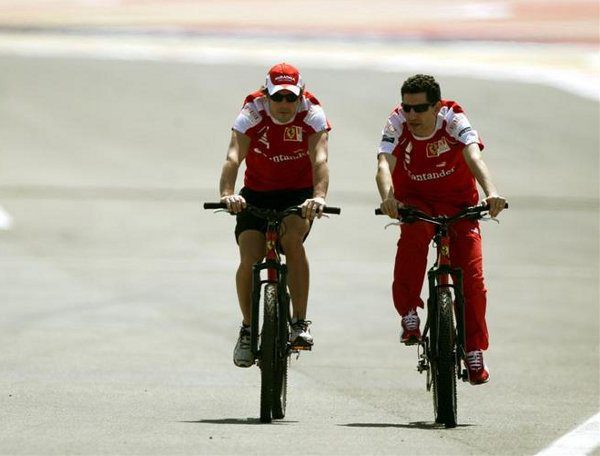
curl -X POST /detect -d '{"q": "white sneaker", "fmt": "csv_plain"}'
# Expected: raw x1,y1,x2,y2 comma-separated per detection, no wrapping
465,350,490,385
233,325,254,368
290,320,313,347
400,309,422,345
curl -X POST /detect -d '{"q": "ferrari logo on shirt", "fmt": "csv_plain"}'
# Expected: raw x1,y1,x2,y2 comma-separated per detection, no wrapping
284,126,302,142
427,138,451,158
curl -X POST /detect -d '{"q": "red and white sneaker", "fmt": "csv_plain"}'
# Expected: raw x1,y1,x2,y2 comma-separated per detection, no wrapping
400,310,421,345
466,350,490,385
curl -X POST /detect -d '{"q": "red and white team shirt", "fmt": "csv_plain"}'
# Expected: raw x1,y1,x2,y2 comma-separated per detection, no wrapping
233,90,331,192
378,100,484,206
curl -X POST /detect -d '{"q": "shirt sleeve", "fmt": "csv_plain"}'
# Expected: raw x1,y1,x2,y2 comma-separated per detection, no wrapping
232,100,262,134
303,103,331,133
378,110,403,154
445,106,482,148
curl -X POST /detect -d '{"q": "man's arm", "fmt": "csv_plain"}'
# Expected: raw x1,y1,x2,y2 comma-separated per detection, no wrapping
462,143,506,217
304,130,329,219
376,153,401,218
219,129,250,213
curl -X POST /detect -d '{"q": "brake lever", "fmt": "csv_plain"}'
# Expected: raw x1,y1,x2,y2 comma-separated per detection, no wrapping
480,215,500,224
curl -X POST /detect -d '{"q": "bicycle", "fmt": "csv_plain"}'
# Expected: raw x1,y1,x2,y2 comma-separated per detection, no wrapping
204,202,341,423
376,203,506,428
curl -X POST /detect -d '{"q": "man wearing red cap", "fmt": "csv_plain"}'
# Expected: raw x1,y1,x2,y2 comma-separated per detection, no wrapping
218,63,331,368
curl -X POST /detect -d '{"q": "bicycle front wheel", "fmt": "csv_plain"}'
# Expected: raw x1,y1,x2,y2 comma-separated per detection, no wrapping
271,288,289,419
431,287,457,428
259,284,278,423
272,352,288,419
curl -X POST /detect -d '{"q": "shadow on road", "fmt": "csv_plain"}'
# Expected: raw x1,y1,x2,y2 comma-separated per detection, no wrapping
181,418,298,425
340,421,475,429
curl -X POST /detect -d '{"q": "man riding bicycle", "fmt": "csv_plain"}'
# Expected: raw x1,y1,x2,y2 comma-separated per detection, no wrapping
375,74,506,385
218,62,331,368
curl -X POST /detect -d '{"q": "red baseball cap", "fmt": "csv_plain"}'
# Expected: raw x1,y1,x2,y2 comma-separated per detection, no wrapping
265,62,304,96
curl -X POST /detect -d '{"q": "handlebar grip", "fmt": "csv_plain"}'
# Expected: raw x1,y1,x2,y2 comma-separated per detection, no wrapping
481,202,509,209
323,206,341,215
203,202,227,209
374,207,414,217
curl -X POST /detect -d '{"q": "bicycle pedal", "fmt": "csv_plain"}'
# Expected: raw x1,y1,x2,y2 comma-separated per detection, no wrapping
290,343,312,351
460,368,469,382
417,361,429,374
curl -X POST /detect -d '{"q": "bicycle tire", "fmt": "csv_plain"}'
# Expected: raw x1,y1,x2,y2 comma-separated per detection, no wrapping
259,284,278,423
272,354,288,419
432,287,457,428
271,289,289,419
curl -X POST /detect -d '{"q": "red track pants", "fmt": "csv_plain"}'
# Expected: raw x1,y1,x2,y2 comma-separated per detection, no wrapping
392,200,489,352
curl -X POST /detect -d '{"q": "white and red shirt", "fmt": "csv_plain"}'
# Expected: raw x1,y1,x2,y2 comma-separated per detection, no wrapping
378,100,484,206
233,90,331,192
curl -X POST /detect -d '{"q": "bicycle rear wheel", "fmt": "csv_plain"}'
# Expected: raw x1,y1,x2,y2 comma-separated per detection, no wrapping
259,284,278,423
431,287,457,428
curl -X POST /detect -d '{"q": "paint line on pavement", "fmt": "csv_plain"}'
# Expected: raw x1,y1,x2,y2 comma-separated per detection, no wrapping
535,412,600,456
0,205,13,230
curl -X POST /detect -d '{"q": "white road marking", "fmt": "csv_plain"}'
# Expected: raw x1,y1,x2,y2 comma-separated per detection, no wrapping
535,412,600,456
445,2,512,20
0,33,597,101
0,205,13,230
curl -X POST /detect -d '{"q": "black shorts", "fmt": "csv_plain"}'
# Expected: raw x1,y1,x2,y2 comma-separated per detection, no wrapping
235,187,313,243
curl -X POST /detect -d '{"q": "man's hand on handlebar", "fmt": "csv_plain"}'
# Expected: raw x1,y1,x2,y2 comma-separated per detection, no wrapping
301,196,326,220
483,194,507,218
380,196,403,219
221,194,246,214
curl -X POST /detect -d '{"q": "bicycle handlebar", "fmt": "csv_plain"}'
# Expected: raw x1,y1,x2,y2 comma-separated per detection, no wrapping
374,202,508,224
203,202,341,215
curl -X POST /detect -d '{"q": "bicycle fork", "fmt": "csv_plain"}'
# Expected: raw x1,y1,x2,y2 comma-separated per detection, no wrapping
417,234,469,383
250,260,291,359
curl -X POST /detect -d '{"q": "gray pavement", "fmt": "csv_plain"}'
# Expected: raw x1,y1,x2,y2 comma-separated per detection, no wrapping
0,55,598,455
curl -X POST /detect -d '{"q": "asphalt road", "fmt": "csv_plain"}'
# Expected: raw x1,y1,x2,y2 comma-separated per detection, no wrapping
0,55,598,455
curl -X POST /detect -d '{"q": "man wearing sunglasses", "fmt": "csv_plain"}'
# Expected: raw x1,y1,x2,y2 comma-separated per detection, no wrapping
218,62,331,368
376,74,506,385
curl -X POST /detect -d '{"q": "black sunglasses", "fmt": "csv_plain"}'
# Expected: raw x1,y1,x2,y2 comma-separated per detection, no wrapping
401,102,433,113
269,92,299,103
